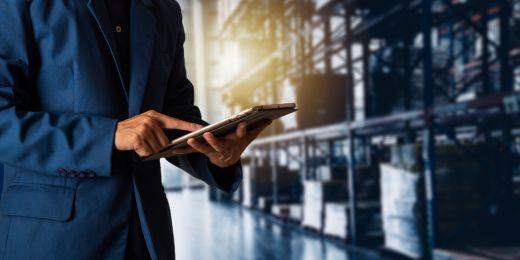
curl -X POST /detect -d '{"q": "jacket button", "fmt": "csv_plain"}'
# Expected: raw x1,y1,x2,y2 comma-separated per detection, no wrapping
68,171,78,178
85,169,96,178
56,168,67,175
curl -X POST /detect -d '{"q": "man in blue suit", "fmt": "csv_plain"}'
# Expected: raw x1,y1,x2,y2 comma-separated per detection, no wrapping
0,0,269,259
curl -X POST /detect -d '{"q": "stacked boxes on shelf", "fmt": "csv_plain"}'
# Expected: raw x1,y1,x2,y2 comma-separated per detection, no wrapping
296,74,347,129
276,166,302,200
242,162,272,208
356,165,382,242
434,146,486,239
259,166,302,213
242,158,302,211
381,144,490,258
322,201,382,241
322,165,382,240
302,180,348,231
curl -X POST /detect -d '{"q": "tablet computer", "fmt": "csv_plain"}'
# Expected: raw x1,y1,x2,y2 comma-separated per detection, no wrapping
143,103,297,161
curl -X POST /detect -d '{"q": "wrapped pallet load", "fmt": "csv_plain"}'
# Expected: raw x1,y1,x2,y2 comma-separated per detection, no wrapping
302,180,348,231
323,203,349,239
241,165,255,208
381,143,490,259
380,163,424,259
323,165,382,240
290,204,303,222
242,161,272,209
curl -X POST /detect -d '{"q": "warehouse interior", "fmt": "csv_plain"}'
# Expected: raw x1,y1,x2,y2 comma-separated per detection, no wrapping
161,0,520,259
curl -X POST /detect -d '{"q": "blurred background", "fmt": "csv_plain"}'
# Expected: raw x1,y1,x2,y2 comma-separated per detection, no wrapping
162,0,520,259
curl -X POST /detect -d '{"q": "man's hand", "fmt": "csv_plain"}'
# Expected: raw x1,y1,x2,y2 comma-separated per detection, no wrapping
115,110,203,157
173,120,272,168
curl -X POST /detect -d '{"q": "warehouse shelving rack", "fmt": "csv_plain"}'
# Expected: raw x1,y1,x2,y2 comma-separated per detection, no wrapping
343,0,520,258
216,0,520,259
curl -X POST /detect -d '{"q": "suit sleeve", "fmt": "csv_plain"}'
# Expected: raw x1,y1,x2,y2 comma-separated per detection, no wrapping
0,1,118,177
162,3,242,193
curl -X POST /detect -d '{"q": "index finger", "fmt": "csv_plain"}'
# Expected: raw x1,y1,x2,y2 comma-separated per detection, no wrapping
152,113,203,132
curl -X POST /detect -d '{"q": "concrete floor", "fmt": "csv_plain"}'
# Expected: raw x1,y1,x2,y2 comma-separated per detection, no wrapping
167,190,383,260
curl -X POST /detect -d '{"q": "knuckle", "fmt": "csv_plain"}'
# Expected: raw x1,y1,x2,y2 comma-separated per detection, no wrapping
131,133,140,142
142,116,154,126
137,124,149,133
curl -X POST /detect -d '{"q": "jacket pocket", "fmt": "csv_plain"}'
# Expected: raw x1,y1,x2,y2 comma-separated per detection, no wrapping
0,183,75,222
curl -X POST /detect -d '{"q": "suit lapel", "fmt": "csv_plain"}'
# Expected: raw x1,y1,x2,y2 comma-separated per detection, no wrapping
128,0,156,117
86,0,129,101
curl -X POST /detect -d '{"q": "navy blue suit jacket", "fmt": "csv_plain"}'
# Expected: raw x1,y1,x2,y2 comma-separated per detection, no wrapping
0,0,242,259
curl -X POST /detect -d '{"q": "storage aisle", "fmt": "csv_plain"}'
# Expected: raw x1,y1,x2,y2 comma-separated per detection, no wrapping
167,190,383,260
